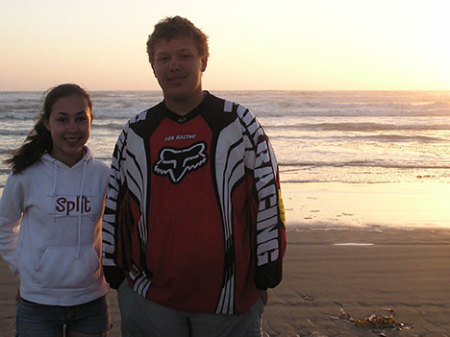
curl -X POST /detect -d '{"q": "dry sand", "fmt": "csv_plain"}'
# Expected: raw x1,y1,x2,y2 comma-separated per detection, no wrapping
1,226,449,337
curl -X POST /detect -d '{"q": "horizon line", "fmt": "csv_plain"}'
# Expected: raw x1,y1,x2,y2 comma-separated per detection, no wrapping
1,88,450,93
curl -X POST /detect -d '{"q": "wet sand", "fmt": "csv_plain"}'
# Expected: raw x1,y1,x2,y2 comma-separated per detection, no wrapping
261,227,450,337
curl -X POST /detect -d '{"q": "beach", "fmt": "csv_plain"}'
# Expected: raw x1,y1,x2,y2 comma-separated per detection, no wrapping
1,225,449,337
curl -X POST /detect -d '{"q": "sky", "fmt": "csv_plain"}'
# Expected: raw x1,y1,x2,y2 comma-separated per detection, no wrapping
1,0,450,91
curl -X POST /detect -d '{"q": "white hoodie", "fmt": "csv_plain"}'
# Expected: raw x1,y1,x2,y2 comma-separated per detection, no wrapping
0,147,110,306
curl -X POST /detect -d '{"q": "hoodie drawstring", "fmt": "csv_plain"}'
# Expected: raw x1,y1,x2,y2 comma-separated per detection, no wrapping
52,161,58,197
76,160,87,258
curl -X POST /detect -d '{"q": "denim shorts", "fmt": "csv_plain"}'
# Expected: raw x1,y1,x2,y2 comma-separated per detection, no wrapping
16,295,111,337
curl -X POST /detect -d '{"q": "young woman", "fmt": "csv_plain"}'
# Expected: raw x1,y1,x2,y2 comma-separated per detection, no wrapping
0,84,111,336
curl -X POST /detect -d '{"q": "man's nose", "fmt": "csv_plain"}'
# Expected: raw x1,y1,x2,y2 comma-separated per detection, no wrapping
169,57,181,71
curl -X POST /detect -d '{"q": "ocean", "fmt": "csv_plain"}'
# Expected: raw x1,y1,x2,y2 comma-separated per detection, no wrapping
1,90,450,228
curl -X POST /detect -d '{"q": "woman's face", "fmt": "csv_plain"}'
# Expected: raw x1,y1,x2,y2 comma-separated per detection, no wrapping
44,94,92,166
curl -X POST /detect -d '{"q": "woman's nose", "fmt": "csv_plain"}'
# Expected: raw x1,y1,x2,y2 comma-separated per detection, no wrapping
68,119,78,130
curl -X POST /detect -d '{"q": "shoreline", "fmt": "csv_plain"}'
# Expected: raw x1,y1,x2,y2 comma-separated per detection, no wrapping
2,177,450,229
281,181,450,229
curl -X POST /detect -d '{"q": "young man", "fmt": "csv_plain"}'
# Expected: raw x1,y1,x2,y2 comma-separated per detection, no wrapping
102,16,286,337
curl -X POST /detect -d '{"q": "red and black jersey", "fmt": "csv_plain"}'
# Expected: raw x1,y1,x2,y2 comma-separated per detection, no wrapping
102,92,286,315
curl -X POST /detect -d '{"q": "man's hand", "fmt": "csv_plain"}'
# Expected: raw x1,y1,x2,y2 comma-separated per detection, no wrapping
258,289,268,305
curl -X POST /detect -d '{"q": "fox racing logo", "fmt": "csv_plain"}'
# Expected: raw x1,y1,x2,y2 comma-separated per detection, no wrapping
154,142,208,184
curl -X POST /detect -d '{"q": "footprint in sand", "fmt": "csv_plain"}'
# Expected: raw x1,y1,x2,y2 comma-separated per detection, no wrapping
298,293,315,302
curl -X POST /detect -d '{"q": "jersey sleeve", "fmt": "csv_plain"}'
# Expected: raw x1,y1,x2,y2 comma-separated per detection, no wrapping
240,107,286,290
102,124,129,287
102,116,148,289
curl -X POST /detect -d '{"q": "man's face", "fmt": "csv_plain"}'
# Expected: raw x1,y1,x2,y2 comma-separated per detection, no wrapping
152,36,207,103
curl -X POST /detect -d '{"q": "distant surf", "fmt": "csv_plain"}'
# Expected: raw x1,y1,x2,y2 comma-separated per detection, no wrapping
1,90,449,188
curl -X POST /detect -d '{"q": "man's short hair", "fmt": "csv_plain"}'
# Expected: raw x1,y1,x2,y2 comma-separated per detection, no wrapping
147,16,209,65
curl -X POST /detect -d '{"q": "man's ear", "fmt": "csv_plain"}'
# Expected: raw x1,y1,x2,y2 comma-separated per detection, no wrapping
201,57,208,72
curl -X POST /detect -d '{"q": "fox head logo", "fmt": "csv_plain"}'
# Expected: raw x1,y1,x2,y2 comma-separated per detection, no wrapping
153,142,208,184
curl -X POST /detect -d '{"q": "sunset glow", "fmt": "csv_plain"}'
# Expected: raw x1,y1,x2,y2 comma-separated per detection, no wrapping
1,0,450,91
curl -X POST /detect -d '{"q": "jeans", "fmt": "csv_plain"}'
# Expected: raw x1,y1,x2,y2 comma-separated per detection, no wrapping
16,295,111,337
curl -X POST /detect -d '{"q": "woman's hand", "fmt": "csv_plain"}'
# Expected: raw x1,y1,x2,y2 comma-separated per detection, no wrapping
15,288,20,303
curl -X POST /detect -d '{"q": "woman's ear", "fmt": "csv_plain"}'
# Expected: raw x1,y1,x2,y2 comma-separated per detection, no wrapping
43,119,50,131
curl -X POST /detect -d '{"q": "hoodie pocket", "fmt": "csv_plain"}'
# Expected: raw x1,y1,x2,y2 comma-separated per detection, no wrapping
34,246,100,289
